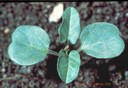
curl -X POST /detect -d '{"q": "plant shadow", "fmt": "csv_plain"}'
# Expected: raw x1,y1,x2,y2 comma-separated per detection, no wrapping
45,44,65,83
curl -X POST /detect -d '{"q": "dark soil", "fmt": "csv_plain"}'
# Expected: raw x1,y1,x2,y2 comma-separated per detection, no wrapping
0,2,128,88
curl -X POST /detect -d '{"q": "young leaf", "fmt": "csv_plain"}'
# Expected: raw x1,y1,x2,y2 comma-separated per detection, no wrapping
8,25,50,65
80,22,125,58
57,50,80,83
58,7,80,44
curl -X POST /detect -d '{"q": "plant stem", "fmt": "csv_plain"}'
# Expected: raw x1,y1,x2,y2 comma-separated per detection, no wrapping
48,49,59,56
77,46,82,53
66,40,69,46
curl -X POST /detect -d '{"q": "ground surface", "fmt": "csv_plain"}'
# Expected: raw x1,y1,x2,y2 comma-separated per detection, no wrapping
0,2,128,88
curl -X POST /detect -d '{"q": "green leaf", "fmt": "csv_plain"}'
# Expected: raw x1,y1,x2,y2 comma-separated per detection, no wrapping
80,22,125,58
8,25,50,65
57,50,80,83
58,7,80,44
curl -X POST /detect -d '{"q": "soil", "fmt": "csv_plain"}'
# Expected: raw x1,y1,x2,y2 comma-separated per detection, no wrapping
0,2,128,88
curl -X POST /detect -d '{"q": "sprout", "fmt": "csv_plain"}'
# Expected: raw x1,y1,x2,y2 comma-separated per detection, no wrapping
8,7,125,84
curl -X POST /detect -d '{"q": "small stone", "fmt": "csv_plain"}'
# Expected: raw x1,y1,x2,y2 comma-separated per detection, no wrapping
114,13,120,20
108,64,116,71
78,76,84,81
46,5,51,9
125,12,128,17
124,71,128,80
3,74,7,78
2,68,5,72
97,9,101,13
27,67,32,73
29,81,35,87
4,27,10,34
49,3,63,23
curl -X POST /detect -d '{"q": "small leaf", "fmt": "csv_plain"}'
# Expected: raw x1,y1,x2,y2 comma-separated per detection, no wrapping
8,25,50,65
80,22,125,58
58,7,80,44
57,50,80,83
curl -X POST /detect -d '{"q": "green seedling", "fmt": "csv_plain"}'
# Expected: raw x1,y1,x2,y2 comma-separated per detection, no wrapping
8,7,125,84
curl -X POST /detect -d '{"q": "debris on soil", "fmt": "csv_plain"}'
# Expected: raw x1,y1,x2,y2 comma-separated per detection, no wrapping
49,3,63,23
4,27,10,34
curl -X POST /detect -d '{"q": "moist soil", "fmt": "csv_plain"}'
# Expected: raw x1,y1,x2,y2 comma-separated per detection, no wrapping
0,2,128,88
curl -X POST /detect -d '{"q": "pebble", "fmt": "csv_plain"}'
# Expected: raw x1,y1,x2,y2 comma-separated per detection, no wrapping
125,12,128,17
124,71,128,80
4,27,10,34
3,74,7,78
108,64,116,71
2,68,5,72
49,3,64,23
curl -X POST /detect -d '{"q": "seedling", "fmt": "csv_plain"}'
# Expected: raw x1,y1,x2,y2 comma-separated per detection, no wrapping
8,7,125,84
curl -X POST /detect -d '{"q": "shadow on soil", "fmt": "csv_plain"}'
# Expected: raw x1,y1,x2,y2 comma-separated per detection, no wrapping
45,44,65,83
